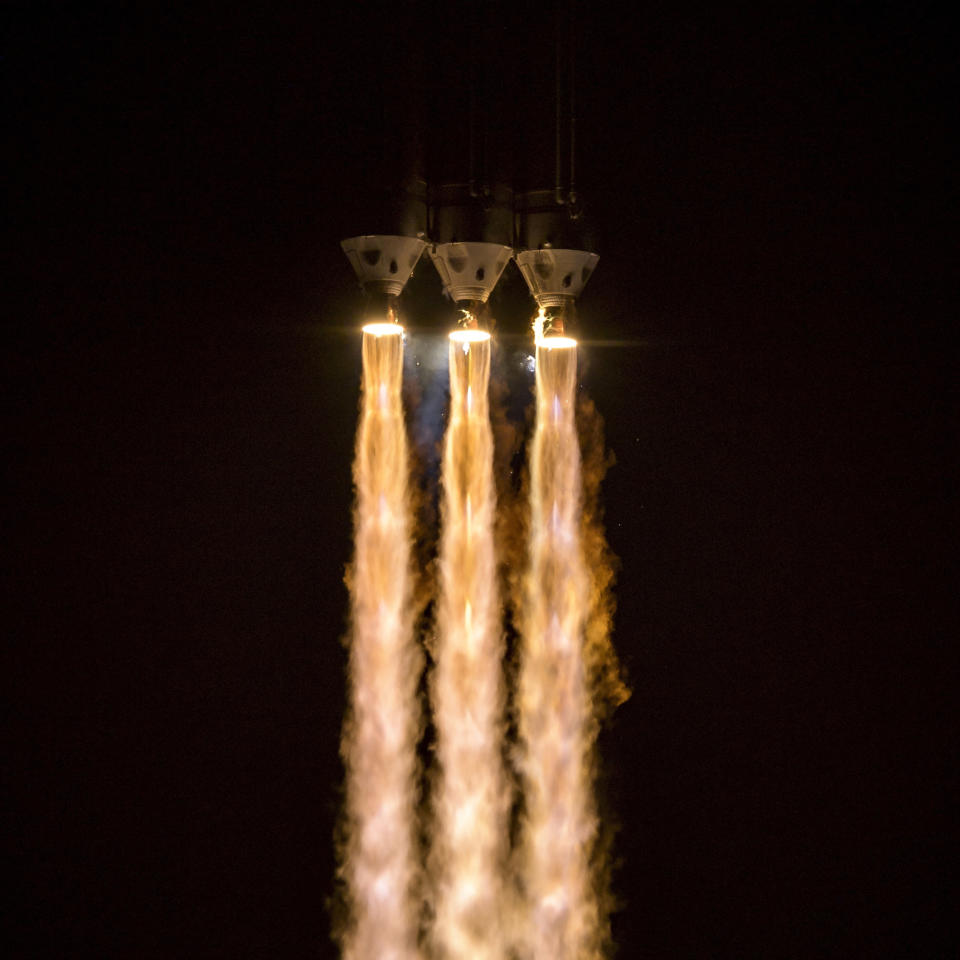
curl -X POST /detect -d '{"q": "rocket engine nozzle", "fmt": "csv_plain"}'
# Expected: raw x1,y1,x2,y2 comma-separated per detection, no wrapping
515,248,599,312
340,235,427,298
430,242,513,305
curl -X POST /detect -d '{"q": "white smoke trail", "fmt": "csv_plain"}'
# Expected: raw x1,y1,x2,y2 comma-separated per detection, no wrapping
340,323,422,960
429,329,509,960
516,337,599,960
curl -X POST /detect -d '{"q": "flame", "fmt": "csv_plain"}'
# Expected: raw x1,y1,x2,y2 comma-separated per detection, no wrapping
533,307,577,350
449,329,491,343
516,339,599,959
339,326,422,960
429,330,508,959
337,320,622,959
362,321,405,337
532,307,547,345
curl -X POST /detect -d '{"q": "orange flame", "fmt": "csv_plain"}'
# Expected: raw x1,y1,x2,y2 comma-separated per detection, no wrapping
339,326,422,960
428,329,509,959
516,340,599,959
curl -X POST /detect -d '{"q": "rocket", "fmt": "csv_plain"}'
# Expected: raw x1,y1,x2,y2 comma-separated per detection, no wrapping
514,188,599,337
339,3,598,339
427,182,514,330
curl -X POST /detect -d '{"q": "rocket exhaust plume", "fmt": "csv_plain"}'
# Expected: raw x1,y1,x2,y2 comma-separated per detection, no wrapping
339,322,422,960
429,327,509,959
516,331,599,959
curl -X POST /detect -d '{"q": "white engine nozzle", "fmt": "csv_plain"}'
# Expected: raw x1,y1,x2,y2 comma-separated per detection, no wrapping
429,242,513,303
515,248,599,308
340,235,427,297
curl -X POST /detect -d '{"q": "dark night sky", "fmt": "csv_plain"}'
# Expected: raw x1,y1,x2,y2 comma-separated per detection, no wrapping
6,2,955,957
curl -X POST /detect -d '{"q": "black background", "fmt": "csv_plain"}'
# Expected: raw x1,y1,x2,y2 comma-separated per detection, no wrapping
6,1,955,957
